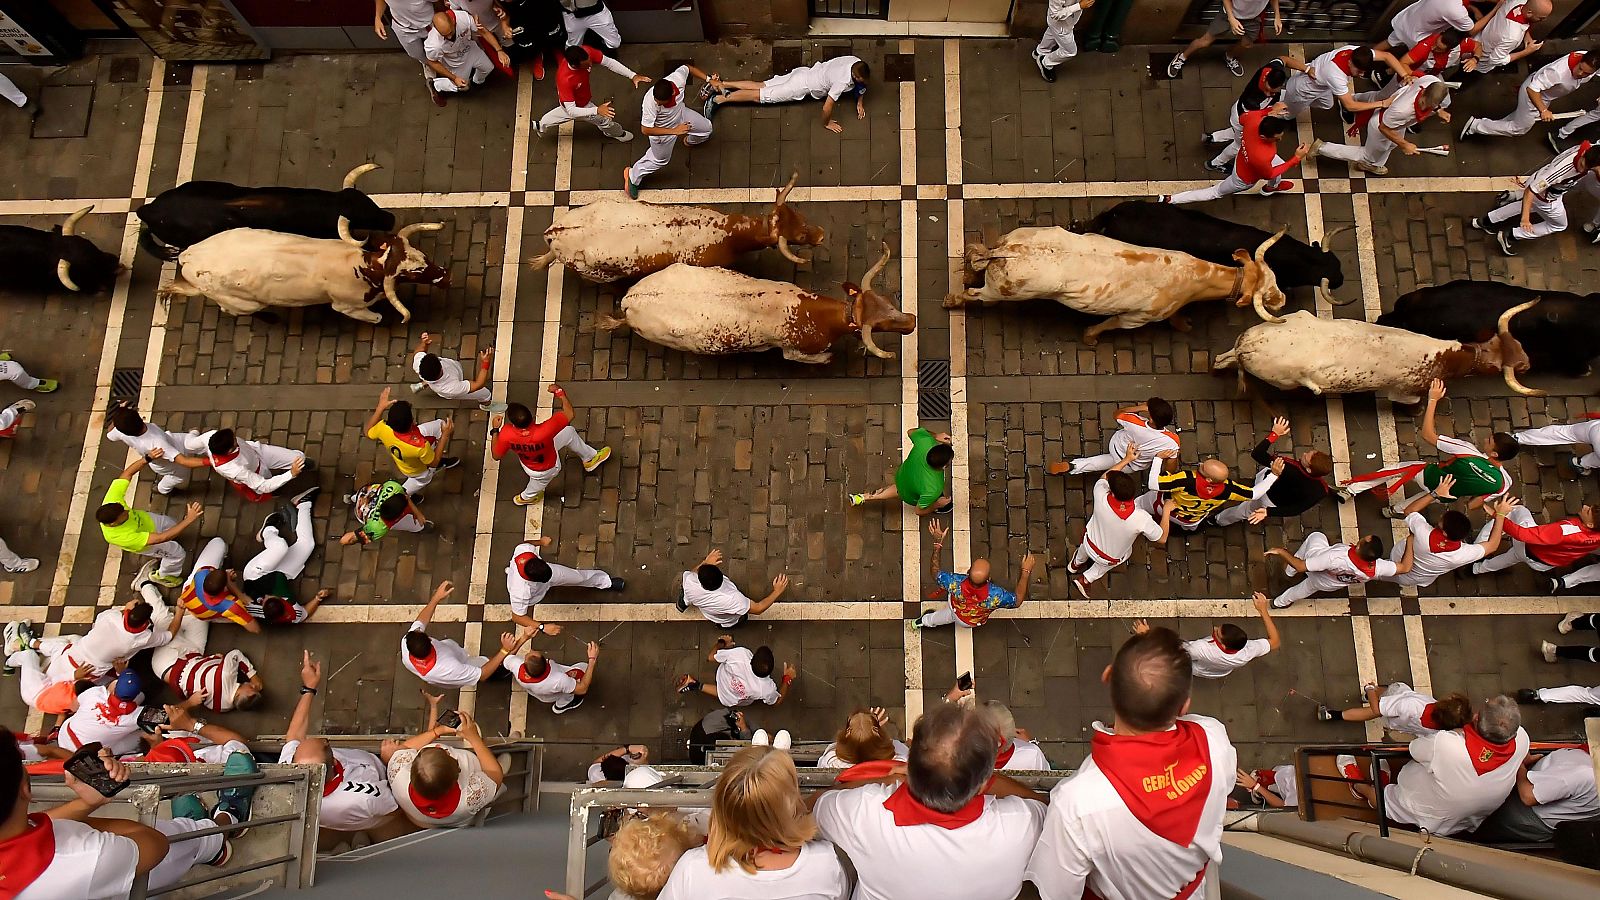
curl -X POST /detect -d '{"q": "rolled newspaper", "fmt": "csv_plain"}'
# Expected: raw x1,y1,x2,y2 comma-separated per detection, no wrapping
1415,145,1451,156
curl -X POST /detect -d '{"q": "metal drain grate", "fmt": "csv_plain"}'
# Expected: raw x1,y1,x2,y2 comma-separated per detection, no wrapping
917,359,951,421
110,368,143,400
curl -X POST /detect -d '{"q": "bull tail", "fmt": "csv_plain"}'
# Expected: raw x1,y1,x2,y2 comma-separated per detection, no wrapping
526,248,557,270
137,224,180,260
964,240,992,274
599,311,629,332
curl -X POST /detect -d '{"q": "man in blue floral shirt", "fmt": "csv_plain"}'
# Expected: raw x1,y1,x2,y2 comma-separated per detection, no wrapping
913,521,1037,629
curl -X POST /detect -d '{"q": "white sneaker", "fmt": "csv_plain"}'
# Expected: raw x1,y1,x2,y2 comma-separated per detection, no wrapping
409,382,426,393
2,558,38,574
772,729,792,750
615,130,635,142
751,728,770,746
1558,612,1583,634
2,622,25,655
1271,595,1294,609
1541,640,1558,663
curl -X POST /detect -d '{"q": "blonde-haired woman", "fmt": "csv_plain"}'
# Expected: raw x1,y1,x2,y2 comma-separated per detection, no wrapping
656,745,849,899
815,707,908,768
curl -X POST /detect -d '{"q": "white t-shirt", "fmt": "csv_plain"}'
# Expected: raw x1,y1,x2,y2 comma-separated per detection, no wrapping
1528,749,1600,826
714,647,780,707
1528,52,1597,101
657,841,851,900
1001,738,1052,771
13,817,141,900
386,0,438,31
1106,413,1179,469
815,739,910,769
72,608,170,674
505,544,605,616
1389,0,1474,47
1084,479,1162,564
279,741,398,831
412,352,477,400
387,744,500,828
59,685,144,755
1267,764,1300,807
1306,542,1396,584
1385,728,1530,836
1392,511,1485,586
682,571,753,627
424,9,479,69
642,66,692,130
1477,2,1532,67
814,782,1045,900
506,653,583,706
1376,682,1440,736
1309,46,1360,99
1026,716,1236,900
107,422,190,474
810,56,862,101
400,621,489,688
1183,636,1272,679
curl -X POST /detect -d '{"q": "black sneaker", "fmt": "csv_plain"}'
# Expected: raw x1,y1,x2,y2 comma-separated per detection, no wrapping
934,500,954,515
607,577,627,591
1495,229,1517,256
1338,105,1355,125
1469,216,1491,234
675,596,688,612
438,457,461,471
1549,576,1565,595
1548,130,1564,153
289,484,320,507
256,511,288,542
1514,688,1543,704
1315,705,1337,722
1032,50,1055,83
553,694,587,714
1204,159,1229,174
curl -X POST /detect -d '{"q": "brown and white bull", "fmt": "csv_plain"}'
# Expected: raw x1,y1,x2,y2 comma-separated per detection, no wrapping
158,217,449,324
943,226,1289,345
1213,301,1543,404
527,172,825,283
601,242,914,364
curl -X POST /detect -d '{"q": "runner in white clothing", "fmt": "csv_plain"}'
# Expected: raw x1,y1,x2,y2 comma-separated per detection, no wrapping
1474,0,1550,74
1515,414,1600,475
1318,76,1451,176
1379,0,1485,51
1475,142,1600,252
278,651,400,834
504,538,622,628
1027,627,1236,900
559,0,622,50
375,0,439,63
410,333,493,406
503,628,598,714
1066,443,1172,598
399,582,513,688
1520,749,1600,827
677,547,788,627
1317,681,1473,736
677,636,795,708
1279,45,1410,117
385,709,504,829
705,55,870,133
106,403,200,494
177,428,307,499
1033,0,1095,82
424,8,507,97
57,672,146,755
1380,480,1505,587
1267,531,1412,608
1050,397,1178,475
68,585,179,678
1167,0,1282,79
625,63,714,197
1461,50,1600,139
1162,591,1281,679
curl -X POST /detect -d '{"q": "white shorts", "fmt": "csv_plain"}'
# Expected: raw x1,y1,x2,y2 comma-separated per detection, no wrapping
760,71,824,104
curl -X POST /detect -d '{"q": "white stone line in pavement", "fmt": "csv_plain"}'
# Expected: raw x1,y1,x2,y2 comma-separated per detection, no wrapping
942,38,976,700
0,199,136,216
1404,614,1434,696
897,37,926,726
1351,615,1384,741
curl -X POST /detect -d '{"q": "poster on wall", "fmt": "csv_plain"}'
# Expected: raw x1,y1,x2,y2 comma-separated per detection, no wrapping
105,0,269,60
0,11,53,56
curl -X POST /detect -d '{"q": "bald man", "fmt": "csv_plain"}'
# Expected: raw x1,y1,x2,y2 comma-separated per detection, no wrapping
1140,450,1276,532
914,520,1036,629
279,652,399,834
1475,0,1550,76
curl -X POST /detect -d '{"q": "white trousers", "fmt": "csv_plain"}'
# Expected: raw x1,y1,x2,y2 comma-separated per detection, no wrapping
918,601,972,629
432,44,494,94
1036,21,1079,68
402,465,439,496
1557,102,1600,139
1068,432,1152,475
517,425,599,499
630,111,712,183
1559,561,1600,589
10,637,72,707
1213,471,1276,526
1472,505,1556,574
1167,163,1287,204
148,816,225,891
1209,105,1243,168
0,72,24,108
1472,85,1547,138
0,360,40,391
563,7,621,49
154,608,212,682
1318,118,1397,168
538,104,629,139
0,535,29,570
393,23,429,63
1488,193,1568,240
243,501,315,582
1537,684,1600,705
1273,533,1349,605
136,512,189,579
1515,421,1600,469
1070,541,1123,585
1281,75,1331,118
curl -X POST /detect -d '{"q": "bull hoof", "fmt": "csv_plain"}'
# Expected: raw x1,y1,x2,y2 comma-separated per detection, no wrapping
942,294,968,309
1081,333,1101,347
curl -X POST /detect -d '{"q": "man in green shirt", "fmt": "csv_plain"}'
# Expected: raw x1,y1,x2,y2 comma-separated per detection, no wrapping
849,426,955,516
94,450,204,587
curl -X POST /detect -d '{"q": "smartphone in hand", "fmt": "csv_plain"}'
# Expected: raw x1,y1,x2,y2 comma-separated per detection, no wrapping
64,743,130,798
137,705,169,733
437,710,463,729
956,671,974,692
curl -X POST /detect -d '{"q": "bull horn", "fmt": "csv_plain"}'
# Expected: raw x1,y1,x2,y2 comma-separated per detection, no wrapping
1503,365,1544,397
383,275,412,323
60,205,92,237
56,259,81,292
1321,224,1355,244
343,162,380,190
1253,293,1285,324
1497,297,1540,335
776,235,810,266
336,215,362,248
1315,277,1360,306
1253,227,1286,263
861,325,894,359
397,222,444,243
775,170,800,206
861,241,892,294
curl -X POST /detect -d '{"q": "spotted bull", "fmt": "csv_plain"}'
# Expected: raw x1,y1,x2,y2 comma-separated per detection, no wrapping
0,207,121,295
527,172,825,283
943,226,1288,345
136,163,395,259
1214,301,1543,404
157,218,449,324
601,242,914,364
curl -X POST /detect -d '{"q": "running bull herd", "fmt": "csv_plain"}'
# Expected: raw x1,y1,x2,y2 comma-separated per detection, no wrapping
4,165,1595,404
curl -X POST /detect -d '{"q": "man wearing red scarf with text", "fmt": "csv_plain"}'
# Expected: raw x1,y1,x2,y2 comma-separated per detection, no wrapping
1026,626,1235,900
1340,694,1529,836
812,703,1047,900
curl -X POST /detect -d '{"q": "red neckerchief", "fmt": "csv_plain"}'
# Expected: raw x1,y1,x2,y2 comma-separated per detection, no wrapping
1333,48,1355,75
513,551,538,580
1584,412,1600,420
1255,768,1277,788
960,578,992,607
1570,52,1586,77
1427,528,1461,554
210,447,241,467
1574,140,1594,170
408,781,463,819
1191,475,1227,500
143,737,200,763
410,644,438,675
324,760,346,797
1507,4,1529,24
1463,724,1518,776
1108,496,1138,520
97,694,138,721
882,782,986,829
1089,721,1214,846
1211,636,1240,655
517,662,551,684
0,814,57,898
1420,703,1440,730
994,740,1016,768
1414,91,1437,124
1345,547,1377,578
122,609,148,633
388,427,432,449
836,759,897,783
659,84,678,107
1407,33,1440,68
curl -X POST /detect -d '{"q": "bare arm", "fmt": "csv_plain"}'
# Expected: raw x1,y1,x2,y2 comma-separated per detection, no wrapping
773,661,796,706
1393,535,1417,575
1515,758,1540,807
365,388,394,435
574,642,600,695
928,520,948,581
457,712,505,787
1420,379,1445,445
748,574,787,615
1529,86,1552,121
117,454,151,481
819,94,837,126
284,651,321,742
1253,592,1282,651
468,348,494,391
987,772,1048,804
147,501,203,545
550,384,575,420
1268,547,1308,573
1154,502,1173,545
416,581,454,627
1013,553,1037,606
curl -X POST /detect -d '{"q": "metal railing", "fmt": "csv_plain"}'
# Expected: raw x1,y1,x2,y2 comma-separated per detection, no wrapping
28,762,322,899
809,1,890,20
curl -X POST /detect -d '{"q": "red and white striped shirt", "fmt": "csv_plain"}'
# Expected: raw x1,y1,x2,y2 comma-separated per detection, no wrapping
162,649,256,713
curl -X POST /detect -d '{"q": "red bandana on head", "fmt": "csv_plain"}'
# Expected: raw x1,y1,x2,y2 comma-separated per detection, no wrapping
410,644,438,675
1346,547,1377,578
1463,724,1518,776
122,609,149,634
0,814,57,897
1089,721,1214,846
1427,528,1461,554
408,782,462,819
882,782,987,829
323,760,346,797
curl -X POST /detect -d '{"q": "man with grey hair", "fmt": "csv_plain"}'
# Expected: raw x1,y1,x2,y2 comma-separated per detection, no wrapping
1317,76,1452,176
1340,695,1529,836
982,700,1052,771
812,703,1047,900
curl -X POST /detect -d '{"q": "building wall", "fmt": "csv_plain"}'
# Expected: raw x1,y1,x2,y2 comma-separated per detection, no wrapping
705,0,809,40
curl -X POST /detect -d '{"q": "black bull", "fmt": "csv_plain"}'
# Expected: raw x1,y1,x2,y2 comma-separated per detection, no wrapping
1378,280,1600,377
1083,200,1346,298
136,166,394,259
0,208,120,295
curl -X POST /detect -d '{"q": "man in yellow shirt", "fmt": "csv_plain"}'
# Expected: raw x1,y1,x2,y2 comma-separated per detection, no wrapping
364,387,459,497
94,451,204,587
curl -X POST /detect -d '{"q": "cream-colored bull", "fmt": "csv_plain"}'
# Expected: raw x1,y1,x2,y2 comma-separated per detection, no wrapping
943,226,1288,345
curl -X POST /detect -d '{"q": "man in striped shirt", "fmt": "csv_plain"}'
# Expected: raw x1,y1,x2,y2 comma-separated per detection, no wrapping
1473,141,1600,254
175,538,260,633
153,619,264,715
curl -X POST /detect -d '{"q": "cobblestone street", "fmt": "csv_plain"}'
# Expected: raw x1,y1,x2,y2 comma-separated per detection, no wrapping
3,36,1600,779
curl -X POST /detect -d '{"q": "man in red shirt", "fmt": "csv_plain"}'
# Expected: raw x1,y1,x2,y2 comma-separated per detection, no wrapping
1471,498,1600,591
1161,102,1318,204
535,44,650,141
489,384,611,506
